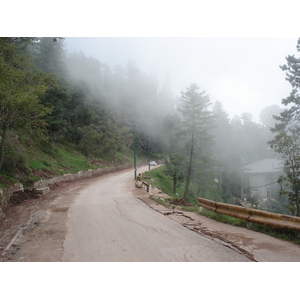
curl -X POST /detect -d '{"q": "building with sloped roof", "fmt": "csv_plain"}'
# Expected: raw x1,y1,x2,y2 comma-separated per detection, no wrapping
241,158,284,201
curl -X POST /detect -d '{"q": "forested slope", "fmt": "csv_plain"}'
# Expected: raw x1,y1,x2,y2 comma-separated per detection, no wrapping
1,37,297,216
0,37,172,188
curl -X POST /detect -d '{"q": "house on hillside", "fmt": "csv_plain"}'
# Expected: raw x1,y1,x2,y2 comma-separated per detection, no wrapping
241,158,284,202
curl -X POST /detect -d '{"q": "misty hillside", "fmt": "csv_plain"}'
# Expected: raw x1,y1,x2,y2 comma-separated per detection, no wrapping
1,37,297,215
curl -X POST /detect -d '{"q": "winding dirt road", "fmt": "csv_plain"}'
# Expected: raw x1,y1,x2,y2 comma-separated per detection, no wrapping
1,165,300,262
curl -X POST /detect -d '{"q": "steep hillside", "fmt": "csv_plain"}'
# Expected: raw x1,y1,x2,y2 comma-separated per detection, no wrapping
0,130,135,189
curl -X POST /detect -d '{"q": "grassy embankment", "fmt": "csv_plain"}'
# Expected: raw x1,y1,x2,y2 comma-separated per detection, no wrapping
142,165,300,244
0,136,136,189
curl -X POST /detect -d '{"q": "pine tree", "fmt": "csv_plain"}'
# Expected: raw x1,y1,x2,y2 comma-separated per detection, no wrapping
178,83,214,201
269,37,300,216
211,101,233,202
273,38,300,134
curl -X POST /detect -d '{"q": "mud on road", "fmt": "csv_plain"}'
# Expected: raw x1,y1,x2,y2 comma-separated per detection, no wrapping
0,178,91,262
1,170,300,262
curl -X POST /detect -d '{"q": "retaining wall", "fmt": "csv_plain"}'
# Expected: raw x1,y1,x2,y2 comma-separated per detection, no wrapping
0,163,132,219
0,182,24,219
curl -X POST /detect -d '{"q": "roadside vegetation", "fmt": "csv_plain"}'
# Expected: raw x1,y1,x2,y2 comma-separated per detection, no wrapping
0,37,153,190
0,134,135,189
143,165,300,245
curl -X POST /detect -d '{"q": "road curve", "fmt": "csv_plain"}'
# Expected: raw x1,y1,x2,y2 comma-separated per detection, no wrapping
62,166,251,262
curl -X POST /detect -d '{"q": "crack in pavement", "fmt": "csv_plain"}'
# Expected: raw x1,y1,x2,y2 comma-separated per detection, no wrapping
136,198,257,262
112,196,181,240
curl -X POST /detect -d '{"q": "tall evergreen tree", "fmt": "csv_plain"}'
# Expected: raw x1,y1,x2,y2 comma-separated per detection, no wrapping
272,38,300,134
269,38,300,216
161,113,184,193
178,83,214,200
30,37,68,81
211,101,233,201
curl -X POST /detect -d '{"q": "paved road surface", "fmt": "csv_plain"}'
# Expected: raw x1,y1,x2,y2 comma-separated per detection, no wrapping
62,166,250,262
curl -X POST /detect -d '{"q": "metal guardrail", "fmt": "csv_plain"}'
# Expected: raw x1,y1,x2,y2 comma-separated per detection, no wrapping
198,197,300,231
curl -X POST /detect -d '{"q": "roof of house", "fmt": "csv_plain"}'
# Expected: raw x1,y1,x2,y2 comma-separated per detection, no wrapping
243,158,284,174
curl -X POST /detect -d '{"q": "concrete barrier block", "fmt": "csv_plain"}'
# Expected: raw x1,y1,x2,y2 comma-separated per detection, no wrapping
35,187,50,195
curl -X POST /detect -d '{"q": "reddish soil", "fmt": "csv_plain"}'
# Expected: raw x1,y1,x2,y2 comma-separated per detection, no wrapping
170,198,193,206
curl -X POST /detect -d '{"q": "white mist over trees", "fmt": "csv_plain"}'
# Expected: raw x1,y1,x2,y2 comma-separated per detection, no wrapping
1,36,296,214
28,38,291,204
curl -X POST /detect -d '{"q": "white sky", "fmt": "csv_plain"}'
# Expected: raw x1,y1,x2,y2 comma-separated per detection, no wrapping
65,37,299,121
3,0,300,123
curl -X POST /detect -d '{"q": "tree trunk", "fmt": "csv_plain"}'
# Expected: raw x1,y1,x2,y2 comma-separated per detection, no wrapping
295,190,300,217
0,125,7,171
183,104,195,201
183,142,194,200
173,173,177,194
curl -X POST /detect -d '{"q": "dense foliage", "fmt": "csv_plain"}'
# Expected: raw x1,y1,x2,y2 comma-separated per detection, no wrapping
0,38,54,171
270,38,300,216
1,37,296,215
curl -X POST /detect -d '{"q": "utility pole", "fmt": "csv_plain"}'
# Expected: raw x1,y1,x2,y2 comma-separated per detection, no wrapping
134,125,136,180
147,134,150,170
128,124,137,180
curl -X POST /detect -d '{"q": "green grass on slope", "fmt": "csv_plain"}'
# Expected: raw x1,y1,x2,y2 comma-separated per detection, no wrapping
0,139,136,188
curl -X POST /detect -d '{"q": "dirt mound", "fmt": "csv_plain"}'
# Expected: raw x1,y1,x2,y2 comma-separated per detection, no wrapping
9,191,30,205
10,190,39,205
170,198,193,207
